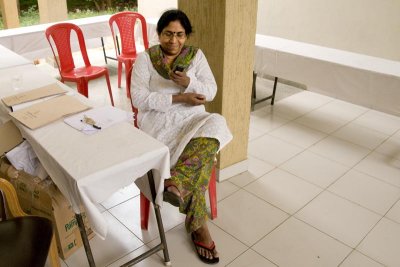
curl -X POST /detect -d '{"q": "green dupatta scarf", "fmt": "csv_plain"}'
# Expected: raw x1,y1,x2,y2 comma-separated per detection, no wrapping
146,45,198,80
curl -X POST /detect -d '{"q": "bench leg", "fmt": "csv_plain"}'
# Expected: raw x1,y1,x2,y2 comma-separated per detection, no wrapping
251,71,257,111
271,77,278,105
251,72,279,109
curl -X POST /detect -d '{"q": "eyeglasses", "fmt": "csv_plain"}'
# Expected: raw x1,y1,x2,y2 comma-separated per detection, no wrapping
161,31,186,40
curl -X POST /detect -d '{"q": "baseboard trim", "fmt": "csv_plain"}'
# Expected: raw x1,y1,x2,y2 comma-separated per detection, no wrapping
218,159,248,182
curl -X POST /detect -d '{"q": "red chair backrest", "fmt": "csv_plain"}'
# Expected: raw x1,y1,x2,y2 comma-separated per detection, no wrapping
45,23,91,73
109,11,149,57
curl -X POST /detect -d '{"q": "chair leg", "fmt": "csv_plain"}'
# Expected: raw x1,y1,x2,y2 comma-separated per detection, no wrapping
209,164,217,219
104,70,115,106
125,61,133,98
77,80,89,98
117,61,122,88
140,192,150,230
141,164,218,231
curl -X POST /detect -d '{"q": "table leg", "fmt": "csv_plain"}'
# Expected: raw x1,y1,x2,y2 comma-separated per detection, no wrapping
101,37,108,64
75,213,96,267
120,170,171,266
101,36,118,63
148,170,171,265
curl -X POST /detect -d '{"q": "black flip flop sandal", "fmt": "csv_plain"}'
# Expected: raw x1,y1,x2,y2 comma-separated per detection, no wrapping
191,233,219,264
163,185,182,207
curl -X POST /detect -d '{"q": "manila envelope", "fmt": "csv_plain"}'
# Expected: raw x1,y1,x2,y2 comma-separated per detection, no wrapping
2,83,67,107
10,95,90,130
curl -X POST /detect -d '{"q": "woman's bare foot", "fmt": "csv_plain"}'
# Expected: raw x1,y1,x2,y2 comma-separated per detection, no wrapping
192,223,219,262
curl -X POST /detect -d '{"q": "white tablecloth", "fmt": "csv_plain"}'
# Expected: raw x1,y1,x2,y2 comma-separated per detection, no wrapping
22,117,170,239
0,44,32,69
0,50,171,239
255,34,400,116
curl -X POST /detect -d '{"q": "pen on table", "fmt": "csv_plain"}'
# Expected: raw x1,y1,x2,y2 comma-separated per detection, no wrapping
80,119,101,129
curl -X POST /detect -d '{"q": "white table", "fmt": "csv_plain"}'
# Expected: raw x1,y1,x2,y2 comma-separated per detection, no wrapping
0,50,172,266
0,15,113,61
0,15,159,61
254,34,400,116
0,44,32,69
16,102,171,240
0,64,170,237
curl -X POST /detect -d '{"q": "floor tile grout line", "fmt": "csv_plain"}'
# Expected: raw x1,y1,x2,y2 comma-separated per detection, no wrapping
325,175,400,217
251,93,400,155
104,208,152,246
237,166,393,259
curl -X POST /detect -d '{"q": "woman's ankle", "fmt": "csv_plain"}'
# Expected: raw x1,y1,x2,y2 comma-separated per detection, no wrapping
193,224,213,244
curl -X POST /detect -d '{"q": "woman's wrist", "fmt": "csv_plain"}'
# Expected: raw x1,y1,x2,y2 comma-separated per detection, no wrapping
172,93,184,103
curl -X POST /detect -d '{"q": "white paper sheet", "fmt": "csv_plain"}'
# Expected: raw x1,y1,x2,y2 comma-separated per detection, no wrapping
5,140,48,178
63,106,133,135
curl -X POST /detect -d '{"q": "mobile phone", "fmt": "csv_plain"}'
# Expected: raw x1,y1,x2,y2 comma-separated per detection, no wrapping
174,65,184,72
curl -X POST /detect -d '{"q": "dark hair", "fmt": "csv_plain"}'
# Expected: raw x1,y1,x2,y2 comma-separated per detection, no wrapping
157,9,193,36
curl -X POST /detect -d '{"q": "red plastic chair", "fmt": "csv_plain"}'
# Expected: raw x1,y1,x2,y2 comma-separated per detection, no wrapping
109,12,149,98
130,103,218,230
45,23,114,106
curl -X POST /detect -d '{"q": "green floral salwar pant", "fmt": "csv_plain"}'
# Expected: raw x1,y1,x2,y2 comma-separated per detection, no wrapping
169,137,219,233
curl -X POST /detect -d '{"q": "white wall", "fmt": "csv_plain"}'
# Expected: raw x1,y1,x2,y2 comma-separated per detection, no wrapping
138,0,177,19
257,0,400,61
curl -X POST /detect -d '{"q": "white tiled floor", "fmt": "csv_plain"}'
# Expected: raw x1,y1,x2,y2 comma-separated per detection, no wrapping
41,49,400,266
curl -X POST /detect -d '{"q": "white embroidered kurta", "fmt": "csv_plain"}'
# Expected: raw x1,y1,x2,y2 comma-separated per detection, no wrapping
131,49,233,167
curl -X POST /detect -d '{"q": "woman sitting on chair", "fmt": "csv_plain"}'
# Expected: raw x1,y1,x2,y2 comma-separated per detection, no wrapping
131,9,232,264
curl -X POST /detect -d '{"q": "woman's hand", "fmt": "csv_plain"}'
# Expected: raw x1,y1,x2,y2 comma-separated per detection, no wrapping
170,70,190,88
172,92,206,106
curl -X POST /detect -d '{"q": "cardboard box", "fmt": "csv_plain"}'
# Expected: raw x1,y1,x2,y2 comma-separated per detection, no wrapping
0,120,24,155
0,121,94,259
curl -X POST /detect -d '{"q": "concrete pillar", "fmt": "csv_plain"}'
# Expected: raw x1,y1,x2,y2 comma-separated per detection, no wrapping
37,0,68,24
0,0,19,29
179,0,258,180
138,0,177,18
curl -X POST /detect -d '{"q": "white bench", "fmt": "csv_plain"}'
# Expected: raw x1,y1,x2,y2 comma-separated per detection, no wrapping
254,34,400,116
